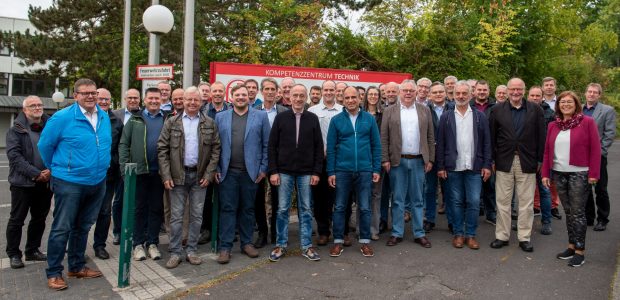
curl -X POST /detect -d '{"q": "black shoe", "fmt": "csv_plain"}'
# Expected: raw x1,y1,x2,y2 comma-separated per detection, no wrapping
490,239,509,249
379,220,388,234
198,229,211,245
568,254,585,267
556,248,575,260
518,241,534,252
25,249,47,261
10,256,24,269
253,233,268,249
551,208,562,220
94,247,110,260
112,234,120,245
593,222,607,231
423,221,435,233
533,208,541,216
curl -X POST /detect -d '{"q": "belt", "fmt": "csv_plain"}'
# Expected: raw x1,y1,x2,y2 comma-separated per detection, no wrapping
401,154,422,159
184,166,197,172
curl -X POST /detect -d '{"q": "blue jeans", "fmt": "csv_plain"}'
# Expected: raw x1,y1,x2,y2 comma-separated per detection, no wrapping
334,172,372,244
111,180,124,236
218,169,257,251
424,164,439,223
390,158,426,238
133,172,164,247
537,173,552,224
169,170,207,256
448,171,482,237
276,174,313,250
46,177,106,278
93,178,117,249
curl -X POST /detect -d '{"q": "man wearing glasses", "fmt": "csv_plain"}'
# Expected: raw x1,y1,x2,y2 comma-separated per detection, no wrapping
91,88,124,260
5,96,53,270
38,78,112,290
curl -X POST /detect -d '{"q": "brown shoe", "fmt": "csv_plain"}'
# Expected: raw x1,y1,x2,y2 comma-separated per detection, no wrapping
414,236,432,248
386,236,403,246
466,237,480,250
47,276,68,290
404,211,412,223
67,267,102,279
242,244,259,258
316,235,329,246
360,244,374,257
217,250,231,264
452,236,465,248
343,234,352,247
329,243,344,257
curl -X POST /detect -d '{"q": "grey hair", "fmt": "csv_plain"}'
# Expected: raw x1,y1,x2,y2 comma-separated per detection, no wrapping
400,79,417,90
444,75,458,83
184,86,200,97
22,95,41,108
454,80,472,94
417,77,432,86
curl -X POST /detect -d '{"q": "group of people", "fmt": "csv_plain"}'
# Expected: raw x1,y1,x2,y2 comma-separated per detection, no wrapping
4,74,615,291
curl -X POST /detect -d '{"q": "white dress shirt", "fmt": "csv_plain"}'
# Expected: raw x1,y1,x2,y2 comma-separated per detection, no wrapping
79,105,98,131
308,101,343,146
400,104,420,155
454,106,474,171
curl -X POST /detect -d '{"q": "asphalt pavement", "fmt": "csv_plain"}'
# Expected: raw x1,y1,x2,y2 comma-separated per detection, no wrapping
0,144,619,300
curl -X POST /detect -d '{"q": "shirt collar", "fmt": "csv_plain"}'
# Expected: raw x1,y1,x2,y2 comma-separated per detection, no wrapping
182,112,199,119
142,109,163,118
400,103,416,110
319,102,341,111
78,104,97,115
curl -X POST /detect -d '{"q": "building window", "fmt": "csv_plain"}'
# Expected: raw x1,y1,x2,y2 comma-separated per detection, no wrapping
11,74,55,97
0,73,8,95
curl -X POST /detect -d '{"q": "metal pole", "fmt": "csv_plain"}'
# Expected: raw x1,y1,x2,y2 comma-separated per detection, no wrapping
147,0,159,65
182,0,195,88
118,163,137,288
121,0,131,107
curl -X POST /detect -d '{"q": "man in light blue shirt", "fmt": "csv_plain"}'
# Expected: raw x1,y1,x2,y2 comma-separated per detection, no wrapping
158,86,220,268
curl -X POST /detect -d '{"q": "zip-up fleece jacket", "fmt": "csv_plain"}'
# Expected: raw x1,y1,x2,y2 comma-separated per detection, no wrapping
326,109,381,176
119,109,170,175
38,103,111,185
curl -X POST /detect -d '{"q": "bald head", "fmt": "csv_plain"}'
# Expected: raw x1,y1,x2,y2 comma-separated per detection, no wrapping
385,82,399,105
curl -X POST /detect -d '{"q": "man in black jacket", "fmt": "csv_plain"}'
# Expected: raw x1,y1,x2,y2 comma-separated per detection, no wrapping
5,96,53,269
91,88,124,259
489,78,545,252
268,84,324,262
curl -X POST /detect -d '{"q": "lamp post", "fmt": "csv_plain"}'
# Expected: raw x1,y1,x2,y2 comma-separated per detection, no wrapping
52,91,65,111
143,4,174,65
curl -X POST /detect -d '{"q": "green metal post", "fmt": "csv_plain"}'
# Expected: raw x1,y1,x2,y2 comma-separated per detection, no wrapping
210,185,219,252
118,163,137,288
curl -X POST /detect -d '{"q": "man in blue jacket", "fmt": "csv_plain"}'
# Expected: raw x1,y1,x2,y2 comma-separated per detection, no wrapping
436,81,492,250
38,78,112,290
327,86,381,257
215,84,270,264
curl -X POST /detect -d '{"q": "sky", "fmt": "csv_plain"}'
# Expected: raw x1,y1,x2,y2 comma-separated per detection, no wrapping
0,0,53,19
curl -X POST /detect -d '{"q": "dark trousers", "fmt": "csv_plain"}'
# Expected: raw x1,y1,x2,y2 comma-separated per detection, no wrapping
93,178,118,249
255,178,278,239
133,172,164,247
112,180,124,236
200,184,214,232
586,155,609,224
313,166,335,237
554,171,589,250
380,172,391,223
481,174,496,221
5,183,52,258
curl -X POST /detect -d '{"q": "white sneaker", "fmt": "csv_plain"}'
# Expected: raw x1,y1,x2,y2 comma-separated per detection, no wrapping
133,245,146,261
148,244,161,260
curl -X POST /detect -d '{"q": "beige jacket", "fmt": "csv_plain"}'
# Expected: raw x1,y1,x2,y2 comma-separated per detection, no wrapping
380,102,435,166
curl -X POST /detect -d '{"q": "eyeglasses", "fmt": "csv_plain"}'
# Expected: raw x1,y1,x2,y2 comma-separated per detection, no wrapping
27,104,44,109
401,89,416,94
76,91,98,97
97,97,111,102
